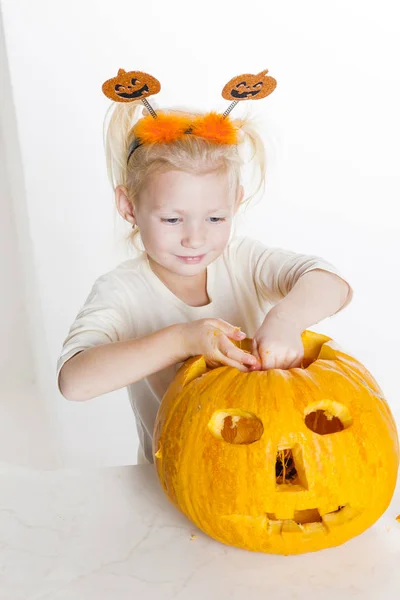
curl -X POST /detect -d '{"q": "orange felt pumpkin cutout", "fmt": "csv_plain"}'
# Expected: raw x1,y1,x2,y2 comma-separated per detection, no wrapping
102,69,161,103
222,69,277,101
153,330,399,555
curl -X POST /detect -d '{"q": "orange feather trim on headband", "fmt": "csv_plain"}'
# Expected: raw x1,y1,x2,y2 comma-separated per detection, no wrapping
133,111,239,146
191,112,239,145
133,113,191,144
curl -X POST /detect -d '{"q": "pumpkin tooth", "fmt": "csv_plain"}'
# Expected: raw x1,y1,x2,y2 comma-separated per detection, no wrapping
322,505,360,529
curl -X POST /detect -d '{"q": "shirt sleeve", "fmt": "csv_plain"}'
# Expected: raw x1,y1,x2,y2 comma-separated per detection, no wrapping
234,236,353,313
56,274,132,393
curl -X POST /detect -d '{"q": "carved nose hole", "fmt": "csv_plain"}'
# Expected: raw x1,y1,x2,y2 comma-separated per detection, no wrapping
275,446,308,491
276,449,297,483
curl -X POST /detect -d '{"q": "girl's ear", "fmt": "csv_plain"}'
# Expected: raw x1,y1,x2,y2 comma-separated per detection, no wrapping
115,185,136,226
234,185,244,212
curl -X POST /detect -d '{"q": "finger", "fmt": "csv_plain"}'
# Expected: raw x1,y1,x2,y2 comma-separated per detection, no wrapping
251,339,262,366
261,350,277,370
223,343,258,368
211,319,246,340
214,349,253,372
281,352,302,369
231,326,247,341
247,344,261,371
219,344,258,371
273,350,302,370
251,338,261,358
286,353,304,369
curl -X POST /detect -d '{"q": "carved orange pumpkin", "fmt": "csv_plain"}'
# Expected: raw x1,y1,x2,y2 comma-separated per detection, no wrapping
153,330,399,555
222,69,277,101
102,68,161,102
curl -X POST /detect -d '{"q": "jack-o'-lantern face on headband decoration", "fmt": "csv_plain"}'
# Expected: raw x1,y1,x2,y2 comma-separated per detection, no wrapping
221,69,277,101
102,69,161,103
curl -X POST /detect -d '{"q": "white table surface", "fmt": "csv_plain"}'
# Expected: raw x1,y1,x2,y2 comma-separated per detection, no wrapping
1,461,400,600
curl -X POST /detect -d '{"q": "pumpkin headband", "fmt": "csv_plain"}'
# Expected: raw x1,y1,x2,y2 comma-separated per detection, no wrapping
102,68,277,163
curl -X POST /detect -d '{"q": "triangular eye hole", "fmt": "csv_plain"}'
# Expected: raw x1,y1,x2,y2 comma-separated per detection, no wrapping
304,401,353,435
208,410,263,444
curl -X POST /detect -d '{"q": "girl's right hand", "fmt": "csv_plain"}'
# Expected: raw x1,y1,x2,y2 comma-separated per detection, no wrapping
183,318,258,373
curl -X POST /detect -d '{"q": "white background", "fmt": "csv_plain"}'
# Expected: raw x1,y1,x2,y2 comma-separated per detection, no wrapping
0,0,399,468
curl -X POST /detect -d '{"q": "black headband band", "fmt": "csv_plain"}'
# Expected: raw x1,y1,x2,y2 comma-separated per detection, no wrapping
127,139,142,163
127,126,195,164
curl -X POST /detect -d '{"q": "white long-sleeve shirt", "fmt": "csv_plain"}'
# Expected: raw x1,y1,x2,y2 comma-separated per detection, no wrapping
56,236,353,463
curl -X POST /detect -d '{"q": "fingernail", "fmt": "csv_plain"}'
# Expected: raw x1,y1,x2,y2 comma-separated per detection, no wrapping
238,331,246,337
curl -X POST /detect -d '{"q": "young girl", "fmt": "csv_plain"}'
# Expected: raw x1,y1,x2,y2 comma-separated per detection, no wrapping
57,70,353,465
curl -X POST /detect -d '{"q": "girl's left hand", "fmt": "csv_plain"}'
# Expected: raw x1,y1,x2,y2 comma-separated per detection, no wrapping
249,312,304,371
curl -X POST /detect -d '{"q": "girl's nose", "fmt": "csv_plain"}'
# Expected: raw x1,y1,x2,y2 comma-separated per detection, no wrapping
181,225,206,249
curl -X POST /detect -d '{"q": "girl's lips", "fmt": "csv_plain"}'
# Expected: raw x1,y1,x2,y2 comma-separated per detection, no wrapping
176,254,206,262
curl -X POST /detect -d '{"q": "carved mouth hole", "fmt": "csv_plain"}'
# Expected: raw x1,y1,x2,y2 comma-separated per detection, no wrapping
294,508,322,524
267,505,347,525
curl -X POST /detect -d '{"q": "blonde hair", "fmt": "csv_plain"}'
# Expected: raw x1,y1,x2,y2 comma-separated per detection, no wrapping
103,100,267,253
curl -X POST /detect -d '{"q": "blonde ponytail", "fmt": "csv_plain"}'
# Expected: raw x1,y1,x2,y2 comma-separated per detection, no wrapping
233,102,269,211
103,99,144,190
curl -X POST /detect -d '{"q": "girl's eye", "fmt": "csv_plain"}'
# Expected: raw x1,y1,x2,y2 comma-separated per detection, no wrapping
160,217,226,225
161,218,180,224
